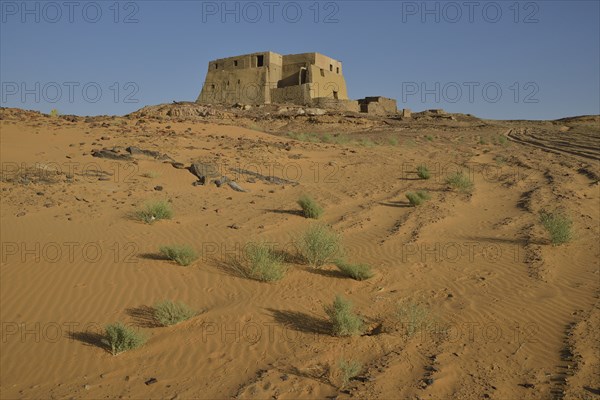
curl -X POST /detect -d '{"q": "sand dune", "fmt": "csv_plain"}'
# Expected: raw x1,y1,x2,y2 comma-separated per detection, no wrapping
1,106,598,399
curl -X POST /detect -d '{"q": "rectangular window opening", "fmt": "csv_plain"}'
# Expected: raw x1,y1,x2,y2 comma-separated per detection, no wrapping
257,55,264,67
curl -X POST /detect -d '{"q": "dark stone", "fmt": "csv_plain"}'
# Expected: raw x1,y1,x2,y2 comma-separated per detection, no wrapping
189,162,219,181
171,162,186,169
91,149,131,161
144,378,157,386
227,181,246,192
213,176,230,187
519,383,535,389
154,186,163,191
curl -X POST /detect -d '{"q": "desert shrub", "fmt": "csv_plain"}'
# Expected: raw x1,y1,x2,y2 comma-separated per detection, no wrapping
496,135,508,145
334,259,373,281
297,224,343,267
405,192,424,206
321,133,334,143
160,245,198,266
297,195,324,219
406,190,431,206
243,242,287,282
446,172,474,192
416,165,431,179
49,108,60,117
540,211,573,245
395,302,432,337
425,135,434,141
103,322,145,355
154,300,196,326
136,200,173,223
357,138,376,148
388,137,399,146
324,295,364,337
338,358,362,387
415,190,431,200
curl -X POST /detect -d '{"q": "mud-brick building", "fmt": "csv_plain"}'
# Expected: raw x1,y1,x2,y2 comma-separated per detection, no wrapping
196,51,398,115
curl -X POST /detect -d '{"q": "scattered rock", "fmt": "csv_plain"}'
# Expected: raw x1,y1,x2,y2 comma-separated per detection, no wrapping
519,383,535,389
189,162,219,184
227,181,246,192
126,146,174,161
213,176,230,187
91,148,131,161
154,186,163,191
145,378,158,386
100,136,110,140
230,167,298,186
229,224,241,229
16,211,26,217
305,108,326,116
171,162,186,169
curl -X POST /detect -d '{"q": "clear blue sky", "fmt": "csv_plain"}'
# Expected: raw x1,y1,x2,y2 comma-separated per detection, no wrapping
1,0,599,119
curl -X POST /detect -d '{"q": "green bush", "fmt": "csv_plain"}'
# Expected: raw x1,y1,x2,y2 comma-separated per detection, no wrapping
334,259,373,280
406,190,431,206
395,302,432,337
338,358,362,388
540,211,573,245
297,224,343,267
416,165,431,179
160,245,198,266
446,172,474,192
136,200,173,223
324,295,364,337
297,195,324,219
103,322,145,355
244,242,287,282
154,300,196,326
425,135,434,141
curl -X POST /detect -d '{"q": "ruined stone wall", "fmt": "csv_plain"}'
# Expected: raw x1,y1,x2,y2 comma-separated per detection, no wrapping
197,51,349,105
270,83,312,105
312,97,359,112
197,51,282,105
358,97,398,115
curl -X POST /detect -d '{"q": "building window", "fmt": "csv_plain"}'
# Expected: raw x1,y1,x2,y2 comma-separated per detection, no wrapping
320,69,325,77
234,60,238,67
256,55,264,67
215,63,218,69
330,64,333,71
336,67,340,74
333,91,338,99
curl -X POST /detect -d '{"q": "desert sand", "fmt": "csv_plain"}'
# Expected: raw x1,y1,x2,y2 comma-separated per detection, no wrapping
0,104,598,399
